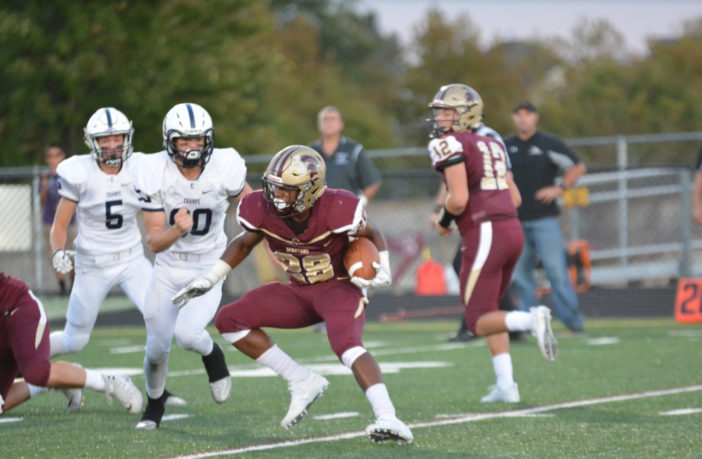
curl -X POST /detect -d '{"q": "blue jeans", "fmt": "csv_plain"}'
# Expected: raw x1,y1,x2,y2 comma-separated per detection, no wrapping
512,217,585,331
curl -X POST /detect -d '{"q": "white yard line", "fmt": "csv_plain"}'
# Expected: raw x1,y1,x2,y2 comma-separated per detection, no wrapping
659,408,702,416
168,384,702,459
0,417,23,424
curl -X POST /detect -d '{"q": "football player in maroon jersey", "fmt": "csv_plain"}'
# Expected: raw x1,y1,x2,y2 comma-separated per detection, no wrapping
172,145,413,444
0,272,142,415
428,84,559,404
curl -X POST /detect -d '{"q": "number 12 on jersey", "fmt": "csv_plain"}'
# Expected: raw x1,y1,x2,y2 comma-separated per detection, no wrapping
477,140,508,191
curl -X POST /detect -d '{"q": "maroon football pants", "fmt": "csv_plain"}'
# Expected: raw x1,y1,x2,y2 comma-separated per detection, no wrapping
0,290,51,399
216,279,366,360
459,218,524,333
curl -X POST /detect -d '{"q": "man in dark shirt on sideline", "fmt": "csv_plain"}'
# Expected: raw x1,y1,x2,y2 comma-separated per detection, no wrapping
505,101,586,334
310,106,382,207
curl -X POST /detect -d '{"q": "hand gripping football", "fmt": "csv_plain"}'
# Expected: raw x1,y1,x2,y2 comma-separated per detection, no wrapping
343,237,380,280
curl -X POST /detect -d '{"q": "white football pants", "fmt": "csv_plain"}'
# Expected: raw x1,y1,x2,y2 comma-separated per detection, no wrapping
50,252,152,357
142,253,223,398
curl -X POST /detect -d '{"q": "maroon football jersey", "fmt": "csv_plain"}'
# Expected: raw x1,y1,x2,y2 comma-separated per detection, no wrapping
429,131,517,233
237,189,365,285
0,272,29,314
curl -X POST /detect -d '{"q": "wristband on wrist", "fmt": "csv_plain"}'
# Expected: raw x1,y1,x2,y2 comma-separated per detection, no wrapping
437,206,458,229
559,183,567,190
204,259,233,285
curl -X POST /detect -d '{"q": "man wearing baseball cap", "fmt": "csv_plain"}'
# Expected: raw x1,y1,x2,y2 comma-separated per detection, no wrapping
505,101,587,335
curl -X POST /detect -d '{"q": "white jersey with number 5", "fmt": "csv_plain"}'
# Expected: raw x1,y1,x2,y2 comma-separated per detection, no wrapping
136,148,247,256
57,153,145,255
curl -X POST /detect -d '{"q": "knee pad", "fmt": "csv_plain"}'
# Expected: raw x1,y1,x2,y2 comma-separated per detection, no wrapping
174,326,198,351
145,336,171,363
220,329,251,344
341,346,367,368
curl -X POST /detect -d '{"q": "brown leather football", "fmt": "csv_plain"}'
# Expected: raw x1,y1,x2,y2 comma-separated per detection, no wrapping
343,237,380,280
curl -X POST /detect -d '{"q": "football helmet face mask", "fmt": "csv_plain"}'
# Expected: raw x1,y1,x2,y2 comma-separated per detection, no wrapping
262,145,326,217
84,107,134,167
162,102,215,168
428,84,483,137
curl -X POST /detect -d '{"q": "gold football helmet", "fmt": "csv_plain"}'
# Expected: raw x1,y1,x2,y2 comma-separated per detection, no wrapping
428,84,483,136
262,145,327,216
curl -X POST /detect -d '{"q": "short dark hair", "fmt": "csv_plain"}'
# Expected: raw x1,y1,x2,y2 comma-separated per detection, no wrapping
45,143,66,157
512,101,538,113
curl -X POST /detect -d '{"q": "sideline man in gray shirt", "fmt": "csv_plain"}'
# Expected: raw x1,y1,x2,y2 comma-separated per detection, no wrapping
310,106,382,207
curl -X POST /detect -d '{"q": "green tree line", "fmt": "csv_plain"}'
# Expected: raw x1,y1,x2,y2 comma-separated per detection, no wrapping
1,1,701,167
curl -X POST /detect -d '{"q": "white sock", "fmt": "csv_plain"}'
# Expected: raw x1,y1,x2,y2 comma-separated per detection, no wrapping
144,357,168,399
256,345,310,383
504,311,533,332
28,384,48,398
83,369,105,391
492,353,515,391
365,383,396,421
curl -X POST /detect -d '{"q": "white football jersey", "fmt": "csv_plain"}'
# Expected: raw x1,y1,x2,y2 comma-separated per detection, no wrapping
57,154,146,255
136,148,247,255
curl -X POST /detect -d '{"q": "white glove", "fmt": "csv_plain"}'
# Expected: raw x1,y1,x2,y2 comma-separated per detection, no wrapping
52,250,75,274
172,277,213,308
171,259,232,308
351,250,392,289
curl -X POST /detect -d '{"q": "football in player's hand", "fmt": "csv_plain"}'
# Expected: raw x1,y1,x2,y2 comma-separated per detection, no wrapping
344,237,380,280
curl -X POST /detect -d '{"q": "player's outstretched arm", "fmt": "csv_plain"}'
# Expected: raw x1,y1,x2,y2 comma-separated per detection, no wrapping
172,230,263,307
50,198,77,252
50,198,78,273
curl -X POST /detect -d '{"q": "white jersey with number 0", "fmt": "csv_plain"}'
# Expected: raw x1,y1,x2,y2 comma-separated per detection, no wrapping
57,153,145,255
136,148,247,256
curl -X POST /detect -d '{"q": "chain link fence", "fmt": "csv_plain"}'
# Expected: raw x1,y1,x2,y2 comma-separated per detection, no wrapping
2,132,702,296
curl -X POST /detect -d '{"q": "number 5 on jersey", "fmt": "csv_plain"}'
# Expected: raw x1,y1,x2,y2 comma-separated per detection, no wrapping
105,200,123,229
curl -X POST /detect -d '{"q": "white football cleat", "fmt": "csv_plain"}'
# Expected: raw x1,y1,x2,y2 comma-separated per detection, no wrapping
164,390,187,407
365,417,414,444
481,383,520,403
61,387,83,412
102,374,143,414
280,373,329,429
202,343,231,404
530,305,558,361
210,377,232,404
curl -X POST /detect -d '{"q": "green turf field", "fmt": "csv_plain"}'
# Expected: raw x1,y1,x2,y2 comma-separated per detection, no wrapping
2,318,701,458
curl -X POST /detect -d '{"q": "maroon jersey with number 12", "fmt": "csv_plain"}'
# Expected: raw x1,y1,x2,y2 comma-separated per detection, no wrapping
429,132,517,233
